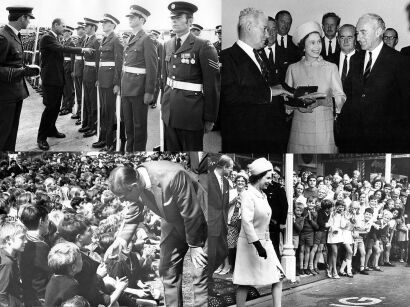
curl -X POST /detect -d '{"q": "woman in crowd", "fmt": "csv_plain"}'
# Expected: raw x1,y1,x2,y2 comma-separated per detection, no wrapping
234,158,285,307
285,21,346,153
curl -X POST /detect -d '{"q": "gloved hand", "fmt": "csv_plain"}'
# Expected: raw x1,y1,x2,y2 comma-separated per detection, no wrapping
23,66,40,77
253,240,267,259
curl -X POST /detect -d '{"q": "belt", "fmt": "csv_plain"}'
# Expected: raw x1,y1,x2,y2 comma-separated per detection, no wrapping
75,56,83,60
240,232,270,241
166,78,203,92
123,66,146,74
100,61,116,67
64,57,71,61
84,61,96,67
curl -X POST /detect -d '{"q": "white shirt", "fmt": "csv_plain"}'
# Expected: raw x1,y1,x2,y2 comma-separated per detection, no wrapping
214,169,223,193
364,41,383,72
264,44,276,63
338,50,355,78
176,31,190,46
277,34,289,48
50,30,58,38
323,36,337,55
7,24,19,37
237,39,260,71
137,167,152,189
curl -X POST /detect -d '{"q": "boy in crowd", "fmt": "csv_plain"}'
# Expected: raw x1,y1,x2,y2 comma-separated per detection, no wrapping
293,202,305,275
0,221,27,307
353,207,374,274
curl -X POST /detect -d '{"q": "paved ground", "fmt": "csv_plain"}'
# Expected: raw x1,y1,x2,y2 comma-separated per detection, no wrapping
16,83,222,152
242,262,410,307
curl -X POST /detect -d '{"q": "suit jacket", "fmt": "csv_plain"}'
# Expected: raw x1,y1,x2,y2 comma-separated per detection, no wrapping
220,42,287,153
161,33,220,130
121,29,157,97
265,181,288,232
280,34,301,68
97,32,123,88
39,32,82,87
321,37,341,63
0,25,29,103
206,171,229,237
82,34,100,84
339,44,410,152
119,161,207,247
401,46,410,57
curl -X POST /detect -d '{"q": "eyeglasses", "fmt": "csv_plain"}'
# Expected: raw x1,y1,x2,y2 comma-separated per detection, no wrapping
383,36,397,40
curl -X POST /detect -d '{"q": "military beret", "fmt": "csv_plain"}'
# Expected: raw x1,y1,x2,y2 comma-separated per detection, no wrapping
168,1,198,16
83,17,99,27
6,6,35,19
126,5,150,19
100,13,120,25
191,24,203,31
215,25,222,33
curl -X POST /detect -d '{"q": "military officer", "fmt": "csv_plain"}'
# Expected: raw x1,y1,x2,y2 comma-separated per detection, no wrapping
0,6,39,151
121,5,158,152
93,14,123,151
162,2,221,151
60,25,75,116
149,29,163,109
72,22,87,123
190,23,203,36
213,25,222,56
79,18,100,138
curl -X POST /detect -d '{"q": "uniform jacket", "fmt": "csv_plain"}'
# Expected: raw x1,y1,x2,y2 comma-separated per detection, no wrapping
97,32,123,88
206,170,229,237
73,36,86,78
161,33,220,131
0,25,29,103
339,44,410,152
82,34,100,84
62,37,75,73
152,39,164,83
119,161,207,247
121,29,157,97
39,32,82,87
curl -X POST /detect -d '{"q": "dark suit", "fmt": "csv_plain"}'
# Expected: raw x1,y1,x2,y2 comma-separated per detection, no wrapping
121,30,157,151
97,32,123,147
206,170,229,276
73,36,86,117
321,37,341,64
117,161,207,307
266,181,288,259
161,33,220,151
152,39,164,106
37,32,82,141
0,25,29,151
401,46,410,57
61,37,75,112
339,44,410,152
220,42,287,153
278,34,300,69
82,34,100,132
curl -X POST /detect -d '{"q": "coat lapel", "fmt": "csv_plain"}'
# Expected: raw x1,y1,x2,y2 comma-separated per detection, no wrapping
175,33,195,54
210,171,223,200
5,25,21,45
127,30,144,46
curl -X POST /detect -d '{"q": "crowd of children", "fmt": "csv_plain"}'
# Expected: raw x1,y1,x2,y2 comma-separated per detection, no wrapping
0,152,187,307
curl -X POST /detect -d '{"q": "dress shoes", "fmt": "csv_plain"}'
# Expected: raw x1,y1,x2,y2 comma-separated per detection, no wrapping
75,119,82,125
92,141,106,148
78,127,89,133
49,132,66,138
37,140,49,151
59,109,70,116
71,114,80,119
150,102,157,109
83,129,97,137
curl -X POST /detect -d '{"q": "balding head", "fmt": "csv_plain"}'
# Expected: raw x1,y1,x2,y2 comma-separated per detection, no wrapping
108,166,142,199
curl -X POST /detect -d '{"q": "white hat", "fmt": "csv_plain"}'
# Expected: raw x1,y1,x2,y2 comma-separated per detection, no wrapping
248,158,273,176
292,21,323,46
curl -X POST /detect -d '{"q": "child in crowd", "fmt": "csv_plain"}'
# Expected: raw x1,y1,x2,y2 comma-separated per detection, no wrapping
379,210,395,267
293,202,305,275
299,197,318,275
338,201,355,277
0,221,27,307
44,242,83,307
353,207,374,274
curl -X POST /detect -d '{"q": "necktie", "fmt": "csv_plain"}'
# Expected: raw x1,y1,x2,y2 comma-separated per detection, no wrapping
363,51,372,83
328,40,332,56
253,49,269,82
281,36,285,48
175,38,181,51
268,47,274,67
17,32,22,41
341,54,348,83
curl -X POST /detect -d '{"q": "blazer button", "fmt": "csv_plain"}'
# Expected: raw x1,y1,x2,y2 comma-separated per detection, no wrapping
174,55,177,58
361,94,366,98
173,65,176,68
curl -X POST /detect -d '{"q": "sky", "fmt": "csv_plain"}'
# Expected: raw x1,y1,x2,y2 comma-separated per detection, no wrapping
1,0,221,33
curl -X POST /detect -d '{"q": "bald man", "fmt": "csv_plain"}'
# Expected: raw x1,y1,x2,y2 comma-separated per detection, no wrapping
339,14,410,152
105,161,208,306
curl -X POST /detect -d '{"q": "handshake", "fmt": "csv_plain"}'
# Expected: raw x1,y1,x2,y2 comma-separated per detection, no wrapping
82,48,94,54
23,64,40,77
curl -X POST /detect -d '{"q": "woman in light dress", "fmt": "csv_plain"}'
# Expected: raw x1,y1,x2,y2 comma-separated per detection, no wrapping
233,158,285,307
285,21,346,153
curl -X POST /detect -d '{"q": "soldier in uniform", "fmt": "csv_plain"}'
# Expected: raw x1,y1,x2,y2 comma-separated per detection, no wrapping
213,25,222,56
0,6,39,151
121,5,158,152
72,22,86,123
60,25,75,116
78,18,100,138
162,1,220,151
93,14,123,151
190,23,203,36
149,29,163,109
